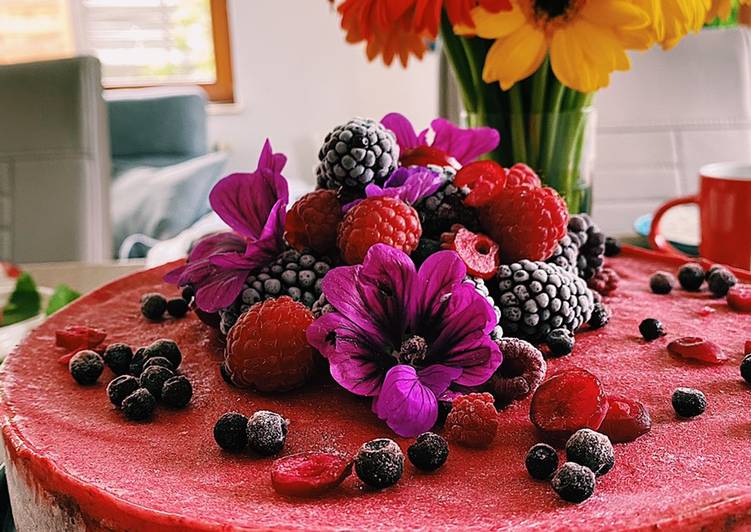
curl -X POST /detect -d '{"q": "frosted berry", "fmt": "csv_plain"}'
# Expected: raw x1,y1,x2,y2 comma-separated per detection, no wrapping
213,412,249,452
142,339,182,369
599,395,651,443
440,225,500,280
552,462,596,503
102,343,133,375
445,392,499,448
525,443,558,480
588,304,610,329
639,318,665,341
484,338,546,405
142,356,175,372
225,297,315,392
106,375,140,407
530,369,608,438
139,365,174,399
354,438,404,489
285,190,342,255
337,196,421,265
678,263,705,291
480,186,568,262
727,285,751,312
505,163,541,189
565,429,614,476
271,452,352,497
161,375,193,408
247,410,288,456
650,271,675,294
604,236,621,257
708,267,737,297
69,350,104,385
667,336,726,364
547,328,575,357
129,348,147,376
407,432,449,472
588,268,620,296
122,388,156,421
672,387,707,418
140,293,167,320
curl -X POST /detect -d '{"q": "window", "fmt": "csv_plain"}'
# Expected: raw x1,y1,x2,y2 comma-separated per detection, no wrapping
0,0,234,103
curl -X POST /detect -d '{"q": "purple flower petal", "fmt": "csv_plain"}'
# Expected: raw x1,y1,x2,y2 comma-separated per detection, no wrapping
242,199,286,262
412,250,467,327
190,258,252,313
429,118,500,165
372,364,443,437
418,364,463,396
163,232,246,284
362,167,443,206
381,113,420,152
256,138,288,177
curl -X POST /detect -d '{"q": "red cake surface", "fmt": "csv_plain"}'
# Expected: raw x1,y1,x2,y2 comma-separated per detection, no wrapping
3,248,751,530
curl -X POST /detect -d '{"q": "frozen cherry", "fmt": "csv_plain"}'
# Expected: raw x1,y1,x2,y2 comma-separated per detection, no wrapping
598,395,651,443
727,285,751,312
454,160,507,207
667,337,726,364
530,368,608,439
271,452,352,497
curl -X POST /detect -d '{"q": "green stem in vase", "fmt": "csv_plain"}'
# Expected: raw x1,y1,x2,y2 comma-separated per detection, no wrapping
540,78,565,177
527,57,549,169
508,84,528,163
440,12,477,113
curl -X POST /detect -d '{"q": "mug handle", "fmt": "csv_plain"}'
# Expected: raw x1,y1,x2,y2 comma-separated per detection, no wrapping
648,195,699,258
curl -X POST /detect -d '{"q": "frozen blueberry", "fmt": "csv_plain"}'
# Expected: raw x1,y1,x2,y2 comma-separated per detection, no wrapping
639,318,665,341
551,462,596,503
140,292,167,321
142,356,175,372
525,443,559,480
139,365,174,399
142,339,182,369
102,343,133,375
122,388,156,421
69,350,104,385
354,438,404,489
106,375,140,406
672,387,706,418
588,303,610,329
677,263,705,292
161,375,193,408
407,432,449,472
547,328,575,357
565,429,614,477
707,267,737,297
650,271,675,295
214,412,249,452
129,347,147,376
741,354,751,384
604,237,621,257
247,410,288,456
166,297,189,318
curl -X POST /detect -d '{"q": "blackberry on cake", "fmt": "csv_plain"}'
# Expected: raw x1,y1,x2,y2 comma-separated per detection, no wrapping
566,214,606,281
102,343,133,376
142,356,175,372
354,438,404,489
214,412,249,452
140,293,167,321
525,443,559,480
546,234,579,274
121,388,156,421
588,303,610,329
69,350,104,385
547,328,575,357
106,375,140,407
415,165,480,239
678,263,705,291
129,348,147,376
496,261,595,343
317,117,398,193
407,432,449,472
166,297,189,318
552,462,596,504
139,365,174,400
565,429,614,476
161,375,193,408
142,339,182,369
672,387,707,418
247,410,289,456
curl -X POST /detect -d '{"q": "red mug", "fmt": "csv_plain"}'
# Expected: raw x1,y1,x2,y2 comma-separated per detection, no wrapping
649,162,751,271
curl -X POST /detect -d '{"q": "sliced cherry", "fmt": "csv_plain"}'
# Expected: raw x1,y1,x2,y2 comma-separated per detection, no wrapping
746,340,751,354
727,285,751,312
667,336,726,364
599,395,651,443
505,163,541,189
400,146,457,168
530,368,608,439
55,325,106,351
441,225,500,280
271,452,352,497
454,160,507,207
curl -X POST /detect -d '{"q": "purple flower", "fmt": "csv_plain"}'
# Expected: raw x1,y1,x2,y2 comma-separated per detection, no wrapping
343,166,444,212
381,113,500,168
306,244,502,437
165,140,288,312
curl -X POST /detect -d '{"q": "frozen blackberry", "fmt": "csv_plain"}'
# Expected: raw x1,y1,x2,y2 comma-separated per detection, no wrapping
567,214,606,280
604,236,621,257
247,410,288,456
741,354,751,384
546,234,579,274
496,261,595,342
142,339,182,369
214,412,249,452
139,365,174,399
707,267,737,297
565,429,614,476
107,375,140,407
129,348,147,376
69,350,104,385
142,356,175,372
161,375,193,408
639,318,665,341
552,462,596,503
672,387,706,418
140,293,166,321
407,432,449,472
122,388,156,421
317,117,399,192
311,294,334,319
678,263,705,291
411,238,441,266
354,438,404,489
484,338,546,405
547,328,575,357
102,343,133,375
525,443,559,480
166,297,189,318
650,271,675,294
414,165,479,239
464,275,501,328
588,303,610,329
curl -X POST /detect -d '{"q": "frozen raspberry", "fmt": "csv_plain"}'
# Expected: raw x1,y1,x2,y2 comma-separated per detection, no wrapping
599,395,651,443
445,392,499,448
530,368,608,438
271,452,352,497
440,225,500,280
480,186,568,262
285,190,342,255
727,285,751,312
667,336,726,365
337,196,421,265
505,163,541,189
484,338,546,405
454,160,507,207
224,297,316,392
587,268,620,296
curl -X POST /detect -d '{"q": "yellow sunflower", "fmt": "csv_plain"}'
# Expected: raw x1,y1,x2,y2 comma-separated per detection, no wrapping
706,0,751,22
456,1,654,94
632,0,710,50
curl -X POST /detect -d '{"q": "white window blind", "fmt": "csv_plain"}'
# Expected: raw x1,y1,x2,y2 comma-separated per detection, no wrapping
0,0,75,64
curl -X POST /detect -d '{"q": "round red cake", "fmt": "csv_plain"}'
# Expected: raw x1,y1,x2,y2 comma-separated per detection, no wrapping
3,248,751,530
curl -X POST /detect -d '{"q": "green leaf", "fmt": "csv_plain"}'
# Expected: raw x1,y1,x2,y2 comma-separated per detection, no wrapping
1,273,41,326
46,284,80,316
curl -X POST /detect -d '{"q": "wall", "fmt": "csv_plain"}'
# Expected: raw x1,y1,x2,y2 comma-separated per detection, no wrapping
209,0,441,199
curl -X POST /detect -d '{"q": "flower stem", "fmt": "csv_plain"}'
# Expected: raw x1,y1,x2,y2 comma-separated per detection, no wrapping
527,57,549,169
440,12,477,113
508,84,528,163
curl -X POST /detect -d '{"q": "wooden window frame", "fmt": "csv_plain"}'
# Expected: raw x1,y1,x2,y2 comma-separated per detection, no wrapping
105,0,234,103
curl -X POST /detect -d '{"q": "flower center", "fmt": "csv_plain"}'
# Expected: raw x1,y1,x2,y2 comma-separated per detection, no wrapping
393,335,429,366
524,0,584,32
